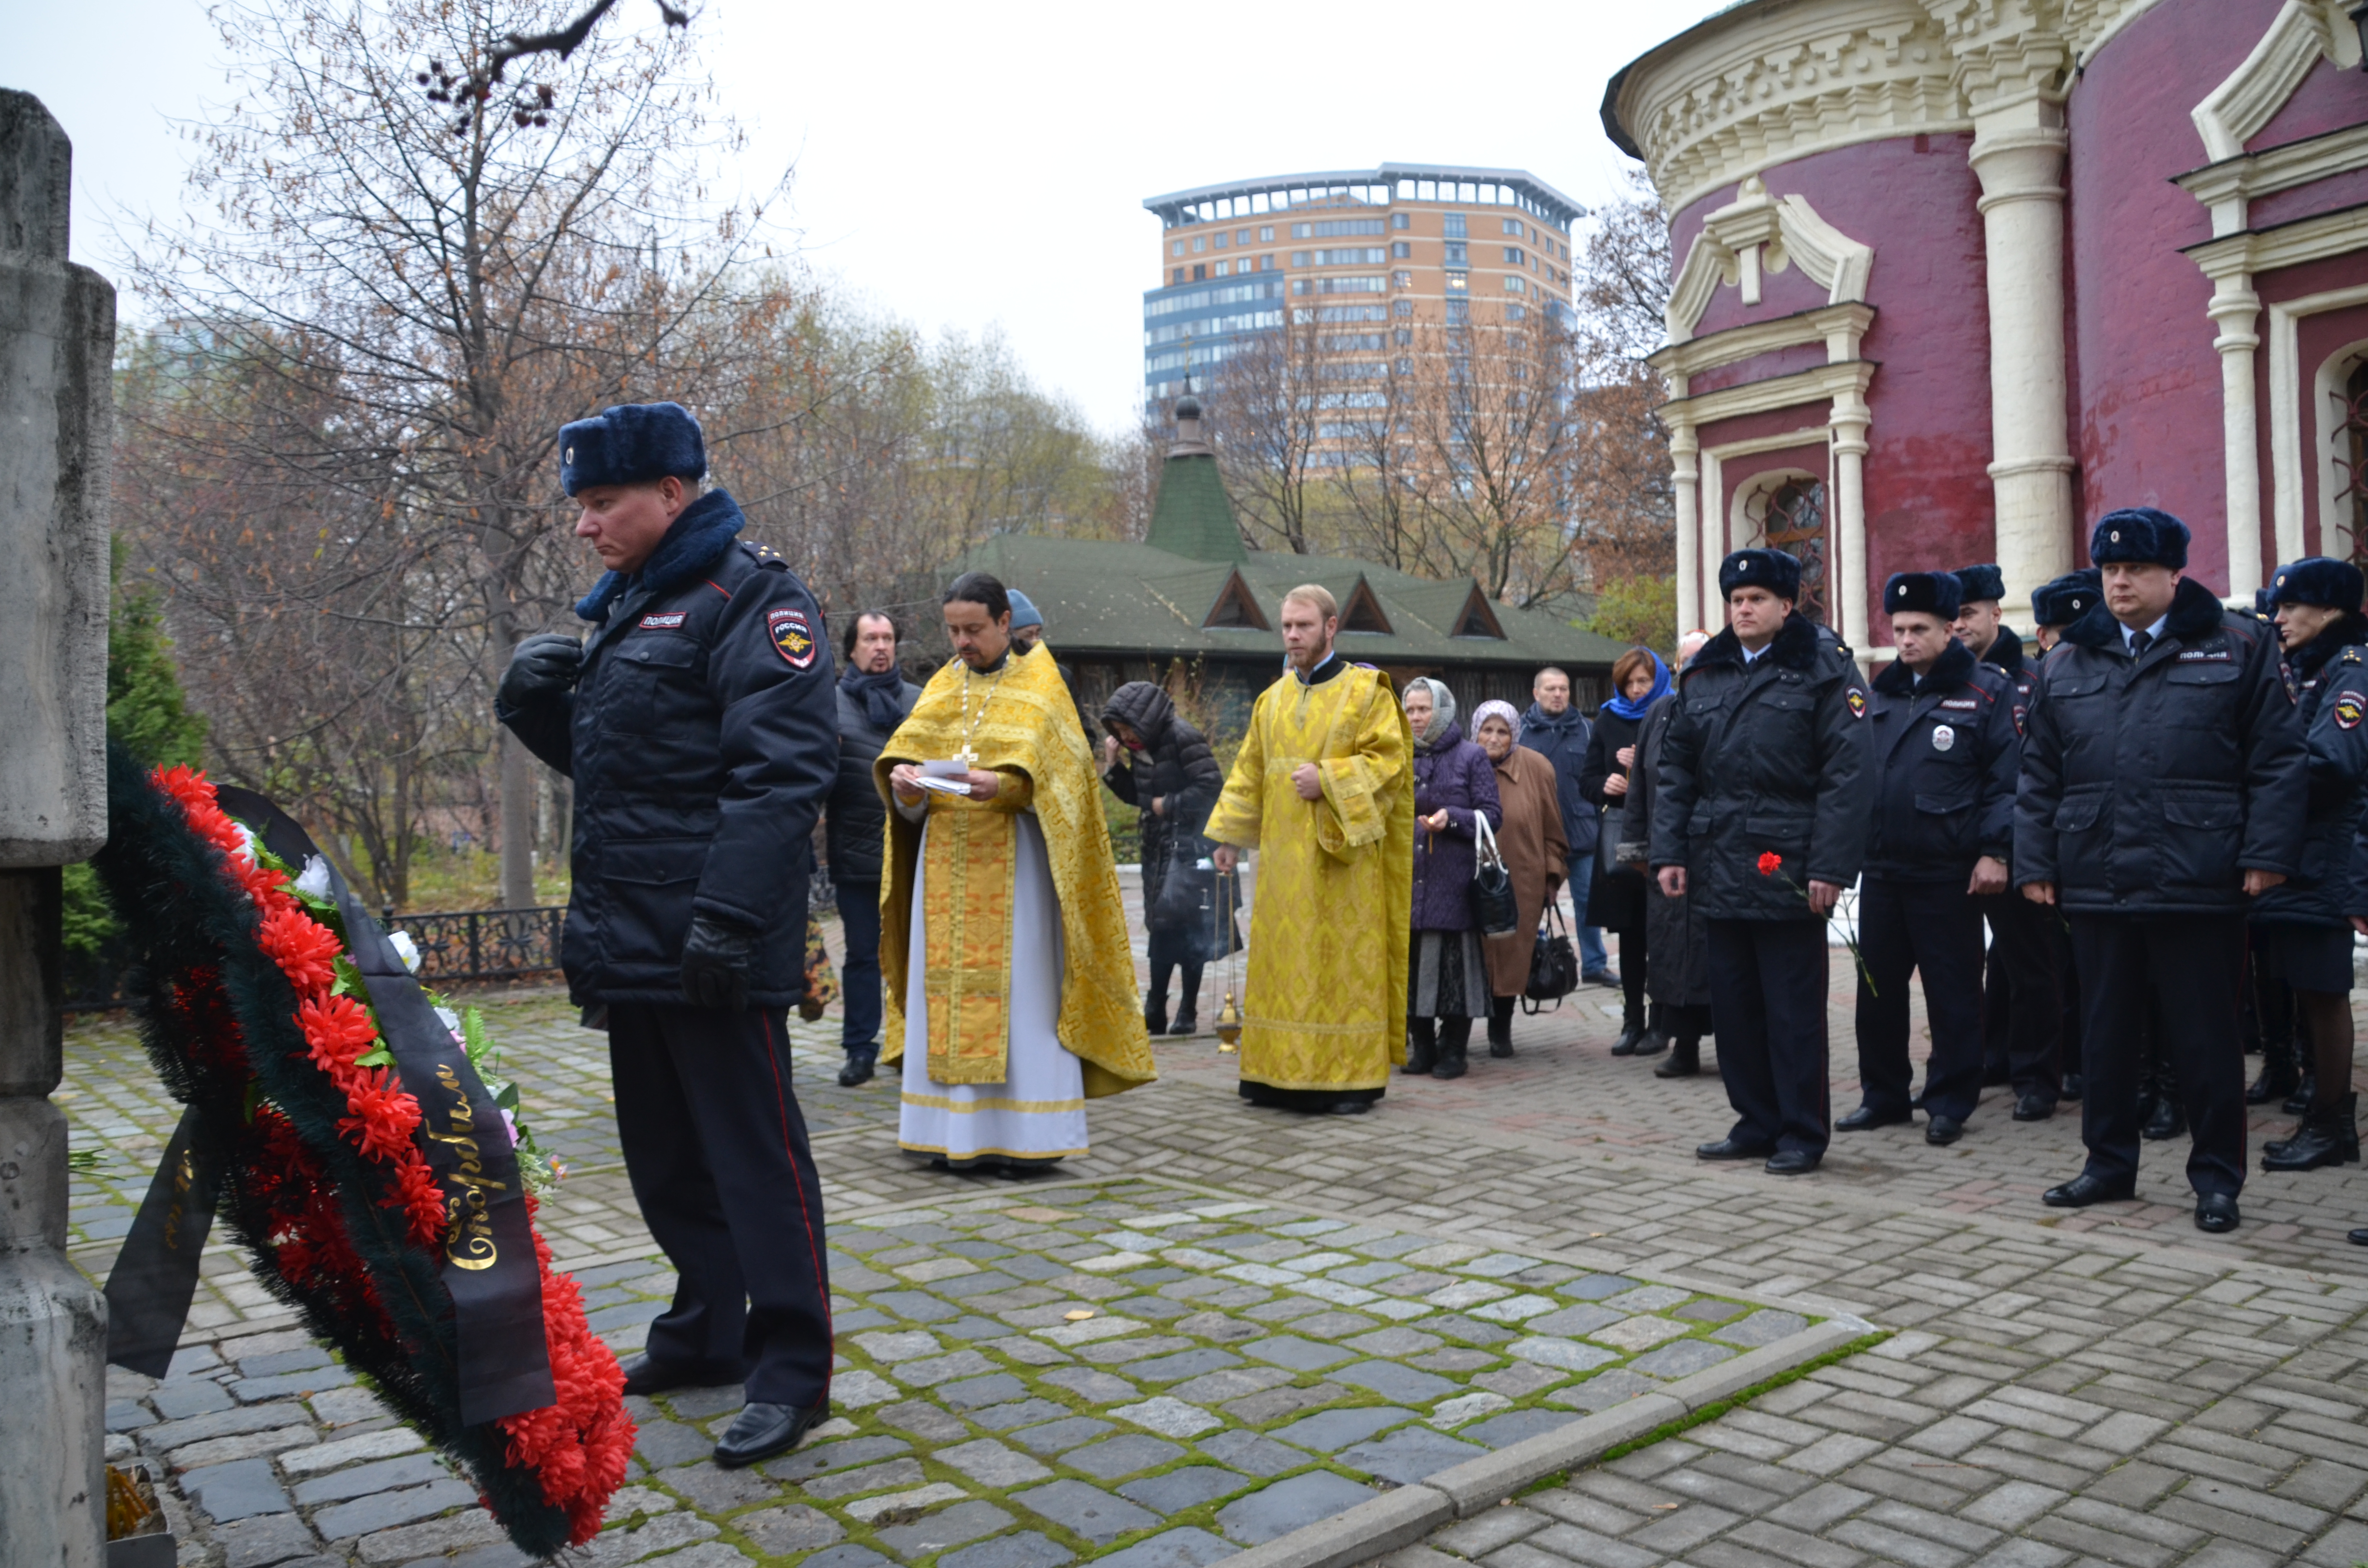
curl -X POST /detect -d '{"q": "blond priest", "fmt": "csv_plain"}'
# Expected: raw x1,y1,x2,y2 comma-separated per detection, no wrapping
1208,584,1414,1115
876,572,1154,1167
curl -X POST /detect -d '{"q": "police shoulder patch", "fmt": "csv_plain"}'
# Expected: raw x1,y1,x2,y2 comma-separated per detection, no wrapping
2335,691,2365,731
639,611,688,630
767,605,816,669
1846,689,1868,718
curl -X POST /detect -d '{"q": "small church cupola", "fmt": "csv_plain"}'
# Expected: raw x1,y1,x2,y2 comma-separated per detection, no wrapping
1144,391,1249,564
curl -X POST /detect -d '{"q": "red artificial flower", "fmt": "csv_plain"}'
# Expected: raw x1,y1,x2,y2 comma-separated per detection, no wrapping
265,909,347,997
1757,851,1783,875
338,1068,424,1163
385,1156,447,1250
296,994,378,1078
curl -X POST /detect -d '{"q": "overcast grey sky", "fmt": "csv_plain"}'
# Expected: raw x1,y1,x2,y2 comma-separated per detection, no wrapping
5,0,1719,434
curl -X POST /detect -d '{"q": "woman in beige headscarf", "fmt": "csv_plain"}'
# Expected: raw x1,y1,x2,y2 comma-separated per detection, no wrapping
1471,700,1568,1056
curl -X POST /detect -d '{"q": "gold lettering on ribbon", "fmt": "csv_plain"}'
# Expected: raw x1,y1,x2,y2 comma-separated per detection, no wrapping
431,1063,502,1271
162,1149,195,1252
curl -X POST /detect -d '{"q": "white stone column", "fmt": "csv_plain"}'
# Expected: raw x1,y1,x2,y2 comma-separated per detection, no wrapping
1969,123,2076,623
1831,398,1872,656
1671,424,1701,637
2208,275,2264,599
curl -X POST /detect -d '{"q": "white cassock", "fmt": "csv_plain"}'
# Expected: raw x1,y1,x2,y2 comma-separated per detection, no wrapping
894,802,1088,1164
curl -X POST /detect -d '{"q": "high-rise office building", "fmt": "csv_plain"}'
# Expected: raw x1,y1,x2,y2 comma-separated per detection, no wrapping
1140,164,1586,409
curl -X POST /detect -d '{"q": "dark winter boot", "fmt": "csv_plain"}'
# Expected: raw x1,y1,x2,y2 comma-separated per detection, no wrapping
1403,1019,1437,1077
1433,1019,1470,1080
1633,1007,1671,1058
1145,1001,1169,1037
2283,1070,2317,1117
2245,1034,2299,1105
1610,1020,1645,1056
1487,998,1515,1058
2262,1093,2360,1171
838,1043,878,1088
1654,1036,1700,1078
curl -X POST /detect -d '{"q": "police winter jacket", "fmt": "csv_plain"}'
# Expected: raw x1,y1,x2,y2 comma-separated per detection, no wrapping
1976,625,2039,733
1409,721,1504,932
1518,704,1597,866
827,671,921,885
2014,576,2305,917
2256,617,2368,927
499,489,839,1006
1099,681,1223,917
1648,613,1873,921
1861,639,2020,883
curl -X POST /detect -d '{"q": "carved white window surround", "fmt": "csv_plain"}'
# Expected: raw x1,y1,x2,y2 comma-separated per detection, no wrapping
2175,122,2368,238
1665,179,1876,345
2268,288,2368,560
2191,0,2362,164
1652,302,1878,390
2314,334,2368,557
2184,205,2368,588
1690,427,1830,642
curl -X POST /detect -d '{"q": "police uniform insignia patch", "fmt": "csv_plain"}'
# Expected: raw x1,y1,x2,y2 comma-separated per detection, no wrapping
768,606,815,668
2336,692,2365,731
1932,723,1956,752
639,611,688,629
1846,690,1867,718
1940,698,1980,711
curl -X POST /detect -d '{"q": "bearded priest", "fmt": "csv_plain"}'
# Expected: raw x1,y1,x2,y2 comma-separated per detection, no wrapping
1208,584,1415,1115
876,572,1156,1166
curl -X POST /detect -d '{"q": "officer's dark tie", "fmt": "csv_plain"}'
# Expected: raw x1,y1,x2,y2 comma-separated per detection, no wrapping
2129,630,2153,660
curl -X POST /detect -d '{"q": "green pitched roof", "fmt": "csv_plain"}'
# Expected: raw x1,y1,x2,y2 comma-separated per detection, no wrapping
1144,452,1246,563
957,534,1630,671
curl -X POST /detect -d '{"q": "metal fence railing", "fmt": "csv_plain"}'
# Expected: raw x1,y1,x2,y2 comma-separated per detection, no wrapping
383,906,567,984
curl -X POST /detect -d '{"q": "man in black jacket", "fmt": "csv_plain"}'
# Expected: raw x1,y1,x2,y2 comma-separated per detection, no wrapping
828,611,921,1086
1844,572,2020,1147
496,402,839,1467
2016,507,2306,1234
2026,570,2105,1101
1652,548,1872,1175
1953,562,2064,1119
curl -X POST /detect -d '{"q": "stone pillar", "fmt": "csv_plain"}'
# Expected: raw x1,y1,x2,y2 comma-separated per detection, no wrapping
1830,399,1872,659
0,89,115,1568
2208,276,2265,599
1670,424,1701,637
1968,123,2076,622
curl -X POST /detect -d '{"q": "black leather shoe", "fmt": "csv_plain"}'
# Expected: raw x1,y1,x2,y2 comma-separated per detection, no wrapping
2142,1095,2186,1141
620,1355,741,1398
2194,1193,2240,1234
2349,1226,2368,1246
1631,1029,1670,1059
1610,1024,1644,1057
837,1045,878,1088
2061,1073,2084,1102
1326,1097,1372,1115
1697,1137,1776,1161
1583,968,1619,987
1169,1016,1197,1036
2042,1172,2136,1208
1654,1040,1700,1078
1925,1115,1964,1147
1764,1149,1822,1175
714,1396,830,1469
1836,1104,1912,1132
2012,1094,2054,1122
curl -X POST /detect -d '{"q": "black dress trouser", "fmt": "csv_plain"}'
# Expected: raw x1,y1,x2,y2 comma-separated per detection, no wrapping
1979,890,2063,1103
607,1002,834,1406
1705,918,1831,1156
2064,913,2248,1198
1854,879,1986,1123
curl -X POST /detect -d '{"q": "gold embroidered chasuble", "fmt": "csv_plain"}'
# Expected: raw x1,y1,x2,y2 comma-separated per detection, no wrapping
1203,662,1413,1090
874,644,1155,1099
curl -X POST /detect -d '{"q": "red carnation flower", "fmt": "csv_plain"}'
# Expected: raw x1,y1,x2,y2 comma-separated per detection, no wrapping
265,909,346,996
1757,851,1782,875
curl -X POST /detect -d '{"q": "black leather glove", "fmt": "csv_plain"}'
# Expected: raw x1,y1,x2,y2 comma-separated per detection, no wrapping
681,916,758,1012
497,633,583,710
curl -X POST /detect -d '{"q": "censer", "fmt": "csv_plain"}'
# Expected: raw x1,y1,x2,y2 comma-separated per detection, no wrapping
1210,858,1242,1052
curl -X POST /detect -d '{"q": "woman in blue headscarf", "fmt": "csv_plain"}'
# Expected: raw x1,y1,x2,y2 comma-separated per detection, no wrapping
1578,648,1672,1057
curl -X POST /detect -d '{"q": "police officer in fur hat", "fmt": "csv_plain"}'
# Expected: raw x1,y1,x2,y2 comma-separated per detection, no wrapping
2256,557,2368,1173
1651,547,1872,1175
1949,563,2064,1119
1841,572,2020,1146
2016,507,2306,1233
497,402,840,1466
2026,569,2104,1097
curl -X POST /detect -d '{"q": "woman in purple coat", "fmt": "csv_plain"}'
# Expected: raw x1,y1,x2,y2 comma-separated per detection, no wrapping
1401,678,1503,1080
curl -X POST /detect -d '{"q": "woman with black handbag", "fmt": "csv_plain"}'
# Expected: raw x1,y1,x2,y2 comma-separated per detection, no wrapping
1580,649,1672,1058
1402,678,1504,1079
1101,681,1229,1035
1470,700,1570,1057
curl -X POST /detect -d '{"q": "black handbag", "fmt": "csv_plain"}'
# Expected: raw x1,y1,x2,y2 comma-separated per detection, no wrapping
1149,834,1213,932
1524,901,1579,1010
1468,815,1519,936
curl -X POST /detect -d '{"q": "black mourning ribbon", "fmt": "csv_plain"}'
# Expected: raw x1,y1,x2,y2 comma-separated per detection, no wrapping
217,788,555,1425
105,1104,225,1378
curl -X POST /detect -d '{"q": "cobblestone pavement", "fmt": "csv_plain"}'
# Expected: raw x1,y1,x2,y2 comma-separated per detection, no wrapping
61,883,2368,1567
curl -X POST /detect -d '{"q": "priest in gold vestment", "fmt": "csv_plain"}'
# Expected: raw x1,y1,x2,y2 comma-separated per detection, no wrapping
1208,584,1414,1114
876,573,1155,1168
